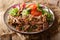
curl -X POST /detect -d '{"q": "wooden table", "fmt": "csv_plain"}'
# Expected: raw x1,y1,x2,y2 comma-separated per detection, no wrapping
0,0,60,40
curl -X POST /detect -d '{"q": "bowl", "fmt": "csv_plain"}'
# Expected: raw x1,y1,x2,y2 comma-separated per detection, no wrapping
3,3,55,34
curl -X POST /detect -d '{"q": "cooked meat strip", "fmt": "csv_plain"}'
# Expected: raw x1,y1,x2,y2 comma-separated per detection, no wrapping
30,21,36,26
42,14,48,29
24,25,30,31
35,25,43,32
42,14,47,23
37,21,43,25
43,22,48,29
16,26,20,31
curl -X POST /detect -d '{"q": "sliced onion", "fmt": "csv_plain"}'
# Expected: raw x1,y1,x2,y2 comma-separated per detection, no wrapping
12,4,20,10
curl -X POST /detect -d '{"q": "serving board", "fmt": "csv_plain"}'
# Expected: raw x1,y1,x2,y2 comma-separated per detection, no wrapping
0,0,60,40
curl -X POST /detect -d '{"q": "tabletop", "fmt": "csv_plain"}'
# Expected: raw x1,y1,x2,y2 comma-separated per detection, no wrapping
0,0,60,40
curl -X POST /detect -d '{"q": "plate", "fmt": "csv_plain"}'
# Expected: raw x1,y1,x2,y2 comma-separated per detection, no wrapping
3,3,55,34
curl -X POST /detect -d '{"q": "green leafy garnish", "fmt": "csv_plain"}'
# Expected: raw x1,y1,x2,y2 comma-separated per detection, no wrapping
44,10,53,24
27,25,37,32
32,25,37,29
27,26,32,32
37,3,42,11
37,3,45,14
20,27,24,30
22,8,31,16
9,8,18,16
37,4,53,23
47,13,53,21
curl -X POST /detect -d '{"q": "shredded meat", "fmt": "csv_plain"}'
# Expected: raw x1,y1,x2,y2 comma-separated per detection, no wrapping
8,3,50,32
8,14,48,32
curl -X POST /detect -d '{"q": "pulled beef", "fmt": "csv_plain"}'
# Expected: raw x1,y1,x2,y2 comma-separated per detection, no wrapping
8,14,48,32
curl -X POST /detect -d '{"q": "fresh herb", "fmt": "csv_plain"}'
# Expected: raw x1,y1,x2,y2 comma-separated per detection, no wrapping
38,6,53,23
37,3,45,14
37,3,42,11
20,27,24,30
47,13,53,21
27,25,37,32
22,8,31,16
9,8,18,16
32,25,37,29
27,26,32,32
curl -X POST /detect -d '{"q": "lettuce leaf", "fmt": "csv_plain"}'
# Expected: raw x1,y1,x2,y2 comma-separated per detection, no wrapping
9,8,18,16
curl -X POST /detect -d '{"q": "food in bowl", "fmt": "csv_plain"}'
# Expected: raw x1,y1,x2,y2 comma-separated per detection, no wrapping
8,3,53,32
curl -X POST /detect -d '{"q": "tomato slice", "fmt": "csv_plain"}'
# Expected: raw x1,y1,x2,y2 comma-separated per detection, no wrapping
31,10,42,16
28,4,42,16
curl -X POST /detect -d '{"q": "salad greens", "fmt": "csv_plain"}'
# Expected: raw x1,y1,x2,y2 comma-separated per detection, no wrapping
37,3,53,23
22,8,31,16
37,3,42,11
9,8,18,16
42,9,53,24
37,3,45,14
43,9,53,24
47,12,53,24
